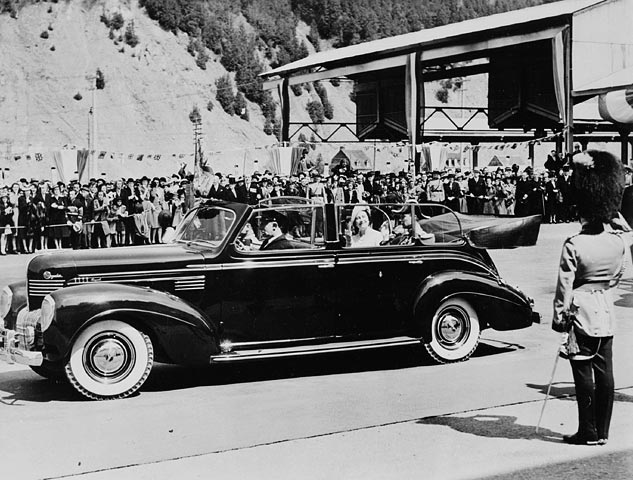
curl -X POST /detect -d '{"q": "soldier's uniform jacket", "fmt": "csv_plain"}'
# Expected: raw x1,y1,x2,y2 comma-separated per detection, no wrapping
426,179,445,203
553,226,632,337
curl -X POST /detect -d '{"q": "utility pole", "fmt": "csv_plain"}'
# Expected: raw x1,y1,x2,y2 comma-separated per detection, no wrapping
86,74,98,183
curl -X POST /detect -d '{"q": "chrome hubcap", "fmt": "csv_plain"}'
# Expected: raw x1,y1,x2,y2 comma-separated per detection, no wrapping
84,333,135,383
436,307,469,349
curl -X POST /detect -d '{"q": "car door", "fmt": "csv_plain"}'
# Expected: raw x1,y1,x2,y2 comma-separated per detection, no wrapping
219,205,339,347
334,204,436,339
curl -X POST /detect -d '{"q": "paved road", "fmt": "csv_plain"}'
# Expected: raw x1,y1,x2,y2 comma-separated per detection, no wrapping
1,223,632,479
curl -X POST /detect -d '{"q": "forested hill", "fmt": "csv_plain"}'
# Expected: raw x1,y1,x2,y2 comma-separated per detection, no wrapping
139,0,557,129
0,0,555,171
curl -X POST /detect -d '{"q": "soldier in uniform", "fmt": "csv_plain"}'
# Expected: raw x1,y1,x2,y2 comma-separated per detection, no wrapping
426,170,445,204
552,150,632,446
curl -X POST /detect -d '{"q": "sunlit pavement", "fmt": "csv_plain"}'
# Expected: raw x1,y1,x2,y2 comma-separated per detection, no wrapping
68,388,633,480
1,223,632,480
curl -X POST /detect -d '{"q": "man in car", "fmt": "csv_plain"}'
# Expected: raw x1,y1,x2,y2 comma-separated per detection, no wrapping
260,214,298,250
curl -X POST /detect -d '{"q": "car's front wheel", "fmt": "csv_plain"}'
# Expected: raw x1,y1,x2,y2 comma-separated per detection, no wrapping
65,320,153,400
423,297,480,363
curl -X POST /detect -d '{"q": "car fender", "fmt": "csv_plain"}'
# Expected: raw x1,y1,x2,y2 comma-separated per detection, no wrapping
411,270,533,336
45,283,219,365
1,281,27,330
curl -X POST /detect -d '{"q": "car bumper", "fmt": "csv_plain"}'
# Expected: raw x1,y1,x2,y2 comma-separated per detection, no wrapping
0,328,43,366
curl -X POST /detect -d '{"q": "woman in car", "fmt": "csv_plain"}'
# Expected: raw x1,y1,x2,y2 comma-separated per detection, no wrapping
350,205,383,248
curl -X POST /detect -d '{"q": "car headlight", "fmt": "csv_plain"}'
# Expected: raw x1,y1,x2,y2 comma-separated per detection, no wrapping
40,295,56,332
0,286,12,319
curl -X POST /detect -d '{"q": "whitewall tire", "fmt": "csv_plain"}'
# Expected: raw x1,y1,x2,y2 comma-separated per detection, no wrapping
424,297,480,363
65,320,153,400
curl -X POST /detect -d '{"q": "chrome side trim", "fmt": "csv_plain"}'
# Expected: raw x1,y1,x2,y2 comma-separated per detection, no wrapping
210,337,421,362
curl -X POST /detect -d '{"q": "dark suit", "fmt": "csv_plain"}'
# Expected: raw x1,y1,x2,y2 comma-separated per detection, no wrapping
222,185,238,202
467,176,486,214
261,234,299,250
444,180,461,212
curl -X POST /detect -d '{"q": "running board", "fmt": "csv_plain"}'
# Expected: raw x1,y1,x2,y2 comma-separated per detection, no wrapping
210,336,421,362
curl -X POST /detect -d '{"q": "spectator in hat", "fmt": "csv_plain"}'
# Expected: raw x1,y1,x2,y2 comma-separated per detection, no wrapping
17,185,38,253
66,189,83,250
514,169,531,217
467,169,485,214
0,187,14,255
49,185,70,249
444,172,461,212
222,176,239,202
426,170,445,204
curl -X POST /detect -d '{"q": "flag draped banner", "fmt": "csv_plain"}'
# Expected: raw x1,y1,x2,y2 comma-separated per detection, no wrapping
77,149,90,183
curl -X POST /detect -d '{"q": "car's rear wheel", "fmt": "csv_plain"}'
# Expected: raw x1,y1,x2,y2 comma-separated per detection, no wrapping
30,360,67,381
65,320,153,400
424,297,480,363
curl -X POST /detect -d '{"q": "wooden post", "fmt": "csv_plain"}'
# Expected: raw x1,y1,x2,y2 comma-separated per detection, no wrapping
563,26,574,163
281,77,290,142
620,130,630,165
414,51,423,175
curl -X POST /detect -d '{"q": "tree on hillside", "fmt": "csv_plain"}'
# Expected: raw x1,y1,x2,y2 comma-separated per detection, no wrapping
306,100,324,124
234,92,248,120
189,105,202,124
95,68,106,90
124,20,139,47
196,49,209,69
111,12,125,30
215,74,236,114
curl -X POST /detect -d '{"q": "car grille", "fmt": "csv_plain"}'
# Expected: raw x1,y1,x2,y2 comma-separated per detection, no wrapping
28,279,66,298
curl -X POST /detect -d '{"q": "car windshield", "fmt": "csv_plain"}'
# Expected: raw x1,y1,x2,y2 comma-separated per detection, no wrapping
173,206,236,247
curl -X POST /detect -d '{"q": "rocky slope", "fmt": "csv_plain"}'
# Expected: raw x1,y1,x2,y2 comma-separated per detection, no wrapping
0,0,281,179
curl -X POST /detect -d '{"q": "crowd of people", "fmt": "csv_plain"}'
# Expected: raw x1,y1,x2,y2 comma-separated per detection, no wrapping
0,173,190,255
1,152,632,254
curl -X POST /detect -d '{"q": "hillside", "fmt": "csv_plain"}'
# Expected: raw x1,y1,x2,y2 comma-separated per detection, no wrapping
0,0,557,181
0,0,275,179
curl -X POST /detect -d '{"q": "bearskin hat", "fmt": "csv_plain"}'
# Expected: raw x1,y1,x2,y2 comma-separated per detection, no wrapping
573,150,624,224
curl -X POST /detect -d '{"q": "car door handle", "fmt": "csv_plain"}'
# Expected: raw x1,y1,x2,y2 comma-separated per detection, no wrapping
408,259,424,265
317,262,335,269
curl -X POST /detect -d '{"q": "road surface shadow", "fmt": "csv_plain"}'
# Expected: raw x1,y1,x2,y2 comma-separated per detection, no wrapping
526,382,633,404
417,414,562,443
0,370,82,403
484,449,633,480
0,340,519,401
143,340,519,393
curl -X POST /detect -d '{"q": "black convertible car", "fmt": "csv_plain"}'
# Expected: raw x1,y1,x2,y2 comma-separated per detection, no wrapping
0,200,539,400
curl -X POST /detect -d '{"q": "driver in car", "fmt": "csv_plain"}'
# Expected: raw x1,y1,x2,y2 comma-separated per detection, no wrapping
260,214,297,250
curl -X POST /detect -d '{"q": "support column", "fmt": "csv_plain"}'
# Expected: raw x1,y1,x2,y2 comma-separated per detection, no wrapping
620,130,630,165
280,77,290,142
406,52,422,174
563,26,574,162
528,142,535,167
472,143,479,169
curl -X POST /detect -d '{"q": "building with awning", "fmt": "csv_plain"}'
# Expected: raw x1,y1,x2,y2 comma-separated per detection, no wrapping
261,0,633,170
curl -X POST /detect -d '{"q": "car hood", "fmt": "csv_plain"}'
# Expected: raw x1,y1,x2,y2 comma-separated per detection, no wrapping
27,244,206,283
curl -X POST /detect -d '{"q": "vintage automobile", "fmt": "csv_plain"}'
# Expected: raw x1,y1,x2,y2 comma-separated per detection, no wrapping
0,200,540,400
